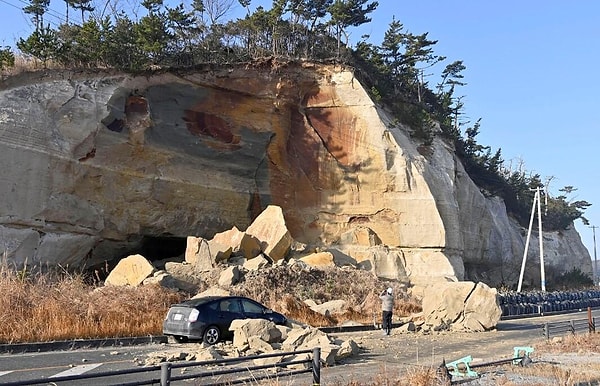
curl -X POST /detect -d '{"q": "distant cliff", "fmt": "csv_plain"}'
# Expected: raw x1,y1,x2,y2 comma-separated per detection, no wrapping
0,62,591,287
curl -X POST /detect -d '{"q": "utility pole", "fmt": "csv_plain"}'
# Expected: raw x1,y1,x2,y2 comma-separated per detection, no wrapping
591,225,598,286
517,187,546,292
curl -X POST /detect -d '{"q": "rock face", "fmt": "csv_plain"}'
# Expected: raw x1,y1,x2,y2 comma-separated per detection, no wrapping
0,64,592,288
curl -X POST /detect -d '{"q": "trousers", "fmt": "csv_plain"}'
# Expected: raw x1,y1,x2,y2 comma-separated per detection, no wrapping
382,310,393,334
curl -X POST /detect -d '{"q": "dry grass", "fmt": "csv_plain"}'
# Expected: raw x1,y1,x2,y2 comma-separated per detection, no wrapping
0,263,420,343
0,267,183,343
0,56,61,78
233,265,420,326
485,361,600,386
535,331,600,353
332,364,445,386
464,333,600,386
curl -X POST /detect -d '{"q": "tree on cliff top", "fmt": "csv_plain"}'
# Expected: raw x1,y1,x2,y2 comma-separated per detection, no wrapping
0,47,15,69
328,0,378,58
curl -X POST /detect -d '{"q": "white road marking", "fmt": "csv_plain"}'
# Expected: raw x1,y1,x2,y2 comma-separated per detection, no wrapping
0,371,13,377
50,363,103,378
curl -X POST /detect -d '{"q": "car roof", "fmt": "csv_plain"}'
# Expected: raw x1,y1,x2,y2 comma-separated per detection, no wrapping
176,295,252,307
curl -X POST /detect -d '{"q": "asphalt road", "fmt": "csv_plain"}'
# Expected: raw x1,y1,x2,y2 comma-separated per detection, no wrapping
0,309,597,385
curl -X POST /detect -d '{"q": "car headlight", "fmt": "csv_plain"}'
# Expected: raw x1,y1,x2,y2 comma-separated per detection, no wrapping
189,309,199,323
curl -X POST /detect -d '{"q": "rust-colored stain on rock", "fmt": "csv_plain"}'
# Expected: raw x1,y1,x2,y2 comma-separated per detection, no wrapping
125,96,148,115
184,110,232,142
305,107,357,168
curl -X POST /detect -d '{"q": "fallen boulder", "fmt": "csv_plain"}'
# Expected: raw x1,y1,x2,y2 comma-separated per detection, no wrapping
211,226,245,253
104,254,154,287
422,281,501,332
245,205,293,262
218,266,241,288
299,252,335,268
230,319,282,348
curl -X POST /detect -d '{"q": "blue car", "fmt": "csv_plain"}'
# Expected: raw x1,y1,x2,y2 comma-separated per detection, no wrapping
163,296,288,344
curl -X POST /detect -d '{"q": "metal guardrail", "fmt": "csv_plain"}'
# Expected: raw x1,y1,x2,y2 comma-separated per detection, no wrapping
499,289,600,318
0,347,322,386
541,308,596,339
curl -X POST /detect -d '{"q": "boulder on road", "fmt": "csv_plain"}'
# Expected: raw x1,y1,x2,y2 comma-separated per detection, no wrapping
422,281,501,332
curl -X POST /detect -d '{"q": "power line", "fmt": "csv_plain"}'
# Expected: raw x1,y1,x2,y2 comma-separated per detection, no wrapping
0,0,21,10
15,0,82,26
5,0,85,28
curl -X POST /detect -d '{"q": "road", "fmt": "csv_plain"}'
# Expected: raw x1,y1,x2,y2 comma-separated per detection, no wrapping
0,309,597,385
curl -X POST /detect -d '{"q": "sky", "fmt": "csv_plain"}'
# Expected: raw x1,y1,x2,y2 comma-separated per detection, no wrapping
1,0,599,266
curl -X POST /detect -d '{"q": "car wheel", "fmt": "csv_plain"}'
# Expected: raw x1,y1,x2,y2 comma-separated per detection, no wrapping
203,325,220,345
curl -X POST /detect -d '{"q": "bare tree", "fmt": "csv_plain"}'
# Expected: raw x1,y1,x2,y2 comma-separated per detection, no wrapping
204,0,237,26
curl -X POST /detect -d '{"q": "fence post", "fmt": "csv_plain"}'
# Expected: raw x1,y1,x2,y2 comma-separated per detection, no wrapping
160,362,171,386
570,320,575,335
312,347,321,386
544,322,549,339
588,307,595,333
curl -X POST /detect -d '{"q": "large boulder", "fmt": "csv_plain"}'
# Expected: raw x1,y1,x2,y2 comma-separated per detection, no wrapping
281,327,329,352
243,254,271,271
299,252,335,267
422,281,501,332
218,265,241,288
245,205,293,262
185,237,232,270
311,300,347,317
238,233,262,260
163,262,205,291
185,237,213,270
104,254,155,286
230,319,282,348
335,339,359,360
210,226,245,253
337,245,410,282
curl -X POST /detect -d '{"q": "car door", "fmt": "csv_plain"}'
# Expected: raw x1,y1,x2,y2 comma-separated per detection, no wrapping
216,298,243,332
240,298,269,320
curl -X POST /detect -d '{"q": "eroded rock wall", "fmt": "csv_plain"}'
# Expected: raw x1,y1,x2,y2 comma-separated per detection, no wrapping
0,64,591,287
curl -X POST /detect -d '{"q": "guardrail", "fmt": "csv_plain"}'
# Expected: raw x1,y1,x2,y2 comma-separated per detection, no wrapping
0,347,321,386
499,289,600,318
541,308,596,339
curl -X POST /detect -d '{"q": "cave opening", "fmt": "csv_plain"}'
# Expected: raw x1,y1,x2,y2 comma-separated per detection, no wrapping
133,236,187,263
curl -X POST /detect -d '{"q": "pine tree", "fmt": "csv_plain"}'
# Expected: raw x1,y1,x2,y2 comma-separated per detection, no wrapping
0,47,15,69
327,0,378,58
23,0,50,31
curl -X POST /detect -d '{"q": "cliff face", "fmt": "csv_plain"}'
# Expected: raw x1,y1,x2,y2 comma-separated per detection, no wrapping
0,63,591,286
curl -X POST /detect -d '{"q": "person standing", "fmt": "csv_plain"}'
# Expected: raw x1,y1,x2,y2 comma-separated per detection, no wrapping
379,287,394,335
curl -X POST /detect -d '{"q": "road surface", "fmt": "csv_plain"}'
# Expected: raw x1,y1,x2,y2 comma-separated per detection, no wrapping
0,309,596,385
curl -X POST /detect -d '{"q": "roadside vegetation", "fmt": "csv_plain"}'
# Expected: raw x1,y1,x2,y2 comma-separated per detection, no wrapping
0,263,419,344
0,265,183,343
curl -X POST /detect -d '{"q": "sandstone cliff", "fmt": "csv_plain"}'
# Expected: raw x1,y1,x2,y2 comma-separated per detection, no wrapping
0,63,591,287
